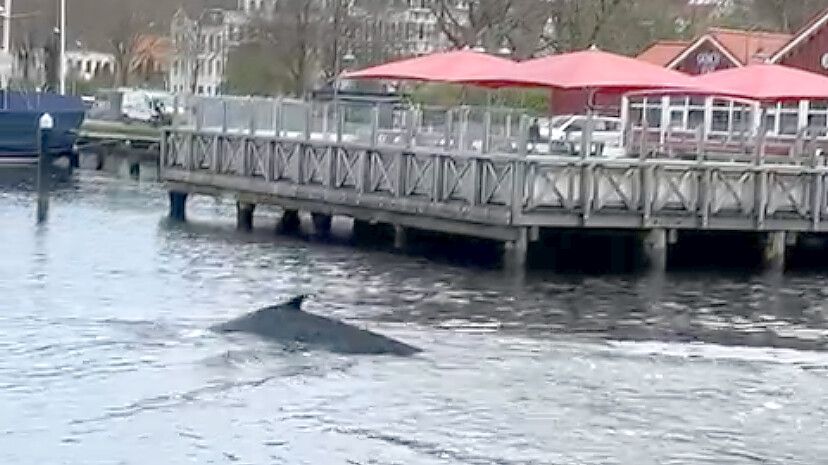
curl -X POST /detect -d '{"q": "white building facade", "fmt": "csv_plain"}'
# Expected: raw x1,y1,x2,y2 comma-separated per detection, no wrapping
65,50,115,81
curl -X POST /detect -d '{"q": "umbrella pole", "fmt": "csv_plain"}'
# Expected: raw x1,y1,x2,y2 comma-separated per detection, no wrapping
754,106,767,165
581,88,597,159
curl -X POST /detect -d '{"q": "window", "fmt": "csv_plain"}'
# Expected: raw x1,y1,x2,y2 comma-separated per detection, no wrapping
566,120,585,132
604,120,621,131
628,97,663,128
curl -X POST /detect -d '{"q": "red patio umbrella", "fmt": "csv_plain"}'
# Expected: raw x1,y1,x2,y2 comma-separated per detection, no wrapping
341,49,517,83
455,48,697,157
692,63,828,102
456,48,696,93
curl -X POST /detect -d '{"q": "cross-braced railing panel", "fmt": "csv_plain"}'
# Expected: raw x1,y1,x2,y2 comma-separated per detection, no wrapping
765,172,812,218
301,145,330,186
273,140,301,182
480,160,513,206
163,131,187,168
708,168,756,215
333,147,361,190
367,150,398,195
248,138,271,180
592,165,640,212
650,166,700,214
192,135,214,171
219,136,246,175
441,156,475,203
405,154,436,199
526,161,581,210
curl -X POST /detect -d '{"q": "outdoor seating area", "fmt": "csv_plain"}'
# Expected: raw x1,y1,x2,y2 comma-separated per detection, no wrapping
340,47,828,164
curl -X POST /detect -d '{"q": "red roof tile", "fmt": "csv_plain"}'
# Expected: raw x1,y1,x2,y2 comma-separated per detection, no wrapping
707,28,793,64
637,40,691,66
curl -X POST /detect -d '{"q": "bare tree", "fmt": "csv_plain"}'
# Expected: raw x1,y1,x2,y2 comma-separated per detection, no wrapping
108,9,145,87
724,0,828,33
245,0,323,96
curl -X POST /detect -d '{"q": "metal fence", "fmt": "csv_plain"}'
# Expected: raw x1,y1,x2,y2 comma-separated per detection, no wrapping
173,94,534,155
172,94,828,163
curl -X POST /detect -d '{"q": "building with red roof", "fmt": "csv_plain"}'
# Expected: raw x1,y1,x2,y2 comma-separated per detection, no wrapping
638,7,828,77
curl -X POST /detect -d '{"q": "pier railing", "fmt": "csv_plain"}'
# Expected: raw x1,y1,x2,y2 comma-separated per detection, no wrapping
175,95,533,155
162,120,828,235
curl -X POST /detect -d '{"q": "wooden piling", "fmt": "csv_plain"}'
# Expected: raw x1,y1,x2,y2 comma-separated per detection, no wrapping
763,231,786,272
236,202,255,231
503,227,529,271
278,209,300,234
168,191,188,221
311,212,332,236
393,224,408,250
643,228,667,272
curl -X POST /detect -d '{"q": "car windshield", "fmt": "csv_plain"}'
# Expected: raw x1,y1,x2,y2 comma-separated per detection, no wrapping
549,115,573,128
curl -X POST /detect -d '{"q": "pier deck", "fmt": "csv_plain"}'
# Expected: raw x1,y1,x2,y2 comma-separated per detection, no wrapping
161,97,828,271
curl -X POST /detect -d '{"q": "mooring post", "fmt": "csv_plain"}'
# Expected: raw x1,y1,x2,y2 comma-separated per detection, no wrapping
643,228,667,273
36,113,53,224
168,191,188,221
762,231,786,272
236,202,256,231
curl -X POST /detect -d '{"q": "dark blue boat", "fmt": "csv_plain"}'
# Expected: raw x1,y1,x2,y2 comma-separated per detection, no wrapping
0,91,85,165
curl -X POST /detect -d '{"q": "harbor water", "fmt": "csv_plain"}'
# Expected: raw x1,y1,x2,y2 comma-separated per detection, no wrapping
0,170,826,464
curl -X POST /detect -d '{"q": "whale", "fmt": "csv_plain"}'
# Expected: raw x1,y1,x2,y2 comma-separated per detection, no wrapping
211,295,421,356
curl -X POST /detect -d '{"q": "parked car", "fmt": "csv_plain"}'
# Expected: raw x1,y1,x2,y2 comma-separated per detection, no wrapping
536,114,626,158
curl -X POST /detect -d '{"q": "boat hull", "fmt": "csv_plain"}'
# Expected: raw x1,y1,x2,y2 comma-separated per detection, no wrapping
0,91,85,163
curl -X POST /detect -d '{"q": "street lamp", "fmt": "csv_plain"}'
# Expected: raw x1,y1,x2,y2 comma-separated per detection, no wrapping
59,0,66,94
1,0,11,53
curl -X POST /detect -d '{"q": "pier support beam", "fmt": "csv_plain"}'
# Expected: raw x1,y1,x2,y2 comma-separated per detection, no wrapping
236,202,256,231
311,213,332,237
643,228,667,273
393,225,408,250
278,209,301,234
169,191,188,222
503,228,529,271
762,231,786,272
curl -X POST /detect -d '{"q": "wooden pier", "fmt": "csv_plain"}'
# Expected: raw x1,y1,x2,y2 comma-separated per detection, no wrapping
161,97,828,271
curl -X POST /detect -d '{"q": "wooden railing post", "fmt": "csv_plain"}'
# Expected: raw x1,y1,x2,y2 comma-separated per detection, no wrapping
194,98,203,133
370,103,379,146
274,98,283,138
396,151,407,198
303,102,312,142
444,109,454,149
406,107,417,149
754,108,768,229
322,102,330,138
469,157,480,205
482,110,492,153
511,157,526,224
811,146,823,229
432,154,443,202
358,148,370,194
337,104,346,144
518,115,529,157
248,98,256,136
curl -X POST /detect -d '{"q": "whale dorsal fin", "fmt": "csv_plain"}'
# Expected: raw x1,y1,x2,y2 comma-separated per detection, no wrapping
283,295,307,310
